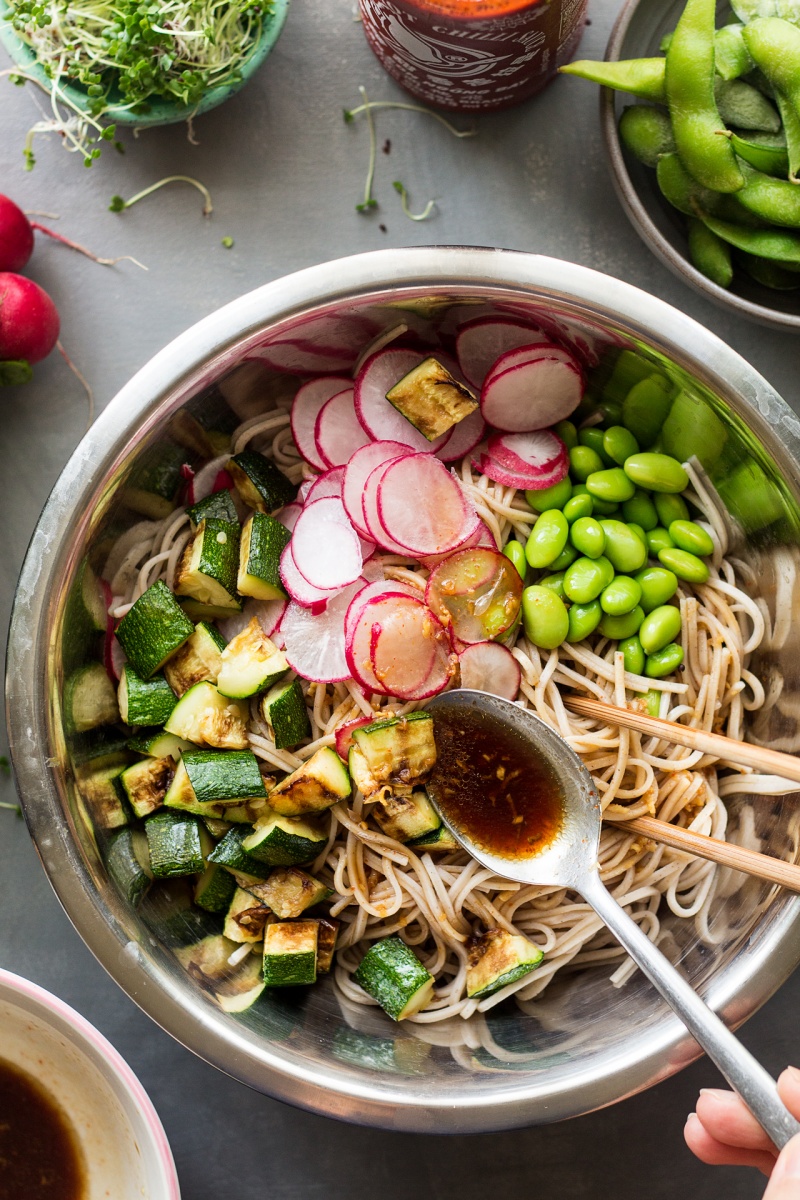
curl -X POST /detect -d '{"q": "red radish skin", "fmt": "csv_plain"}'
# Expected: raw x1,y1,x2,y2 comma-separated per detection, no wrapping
343,440,412,537
0,272,60,363
291,377,352,470
477,431,569,490
480,347,584,433
282,580,366,683
0,196,34,273
354,347,452,454
334,715,374,759
314,387,371,468
455,318,550,389
435,405,486,463
304,467,345,505
375,453,476,557
279,542,337,609
458,641,521,700
474,452,567,491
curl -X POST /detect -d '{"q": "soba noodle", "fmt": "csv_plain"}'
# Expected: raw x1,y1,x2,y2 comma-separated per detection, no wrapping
103,387,784,1023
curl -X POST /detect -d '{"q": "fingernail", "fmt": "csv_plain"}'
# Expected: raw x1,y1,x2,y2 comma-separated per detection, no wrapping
785,1065,800,1084
699,1088,730,1102
686,1112,697,1125
771,1133,800,1184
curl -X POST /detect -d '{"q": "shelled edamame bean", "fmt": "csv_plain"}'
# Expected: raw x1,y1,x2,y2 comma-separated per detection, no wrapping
558,0,800,296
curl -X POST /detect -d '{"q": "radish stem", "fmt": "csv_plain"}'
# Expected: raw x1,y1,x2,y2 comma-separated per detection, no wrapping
57,341,94,429
393,181,436,222
110,176,213,217
355,85,378,213
345,101,477,139
30,223,147,269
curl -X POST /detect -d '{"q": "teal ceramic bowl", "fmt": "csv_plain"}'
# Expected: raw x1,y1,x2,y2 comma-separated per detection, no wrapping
0,0,289,127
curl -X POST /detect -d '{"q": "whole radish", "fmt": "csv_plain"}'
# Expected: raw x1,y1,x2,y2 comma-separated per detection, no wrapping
0,273,60,363
0,195,34,273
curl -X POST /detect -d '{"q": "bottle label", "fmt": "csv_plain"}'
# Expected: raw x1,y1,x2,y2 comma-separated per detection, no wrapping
361,0,586,110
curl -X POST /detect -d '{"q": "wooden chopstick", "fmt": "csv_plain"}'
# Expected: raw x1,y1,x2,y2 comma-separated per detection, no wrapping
622,815,800,893
564,694,800,785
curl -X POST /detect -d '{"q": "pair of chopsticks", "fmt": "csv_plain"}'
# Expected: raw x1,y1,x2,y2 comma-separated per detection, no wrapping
563,694,800,893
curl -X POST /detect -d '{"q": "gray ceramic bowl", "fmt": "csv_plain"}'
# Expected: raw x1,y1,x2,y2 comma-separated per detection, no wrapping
7,247,800,1133
601,0,800,331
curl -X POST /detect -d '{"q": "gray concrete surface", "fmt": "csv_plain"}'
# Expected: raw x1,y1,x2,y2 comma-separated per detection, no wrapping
1,1,799,1196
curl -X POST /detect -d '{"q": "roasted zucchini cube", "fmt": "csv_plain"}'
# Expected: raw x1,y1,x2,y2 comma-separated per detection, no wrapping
207,825,272,883
262,921,319,987
175,518,241,611
216,618,288,700
258,677,310,749
237,512,291,601
187,489,238,530
354,936,434,1021
224,887,271,944
165,750,267,810
145,809,206,878
116,580,195,679
248,867,331,919
164,681,249,750
194,862,237,914
372,787,440,843
241,813,327,867
267,746,350,816
385,357,478,441
119,755,176,818
74,762,129,829
352,712,436,788
64,662,119,735
117,665,176,727
465,929,544,999
163,622,226,697
227,451,297,513
105,827,153,906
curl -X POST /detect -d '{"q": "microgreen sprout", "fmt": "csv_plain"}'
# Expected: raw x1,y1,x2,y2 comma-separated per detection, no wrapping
344,100,477,140
393,180,436,222
354,85,378,214
221,235,234,248
58,342,95,428
3,0,272,165
110,175,213,216
30,222,146,269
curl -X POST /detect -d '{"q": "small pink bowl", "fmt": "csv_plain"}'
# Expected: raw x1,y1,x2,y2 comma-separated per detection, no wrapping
0,967,180,1199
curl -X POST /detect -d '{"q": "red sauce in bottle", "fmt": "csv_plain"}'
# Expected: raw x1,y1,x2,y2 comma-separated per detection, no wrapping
359,0,589,112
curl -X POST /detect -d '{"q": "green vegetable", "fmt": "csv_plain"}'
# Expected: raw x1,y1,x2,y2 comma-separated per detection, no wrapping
563,492,593,523
240,813,327,867
668,519,714,556
598,520,648,574
715,78,781,131
635,566,679,613
646,527,675,555
116,580,195,679
117,666,176,727
503,540,528,582
216,619,288,699
602,425,640,466
715,23,753,80
120,755,175,818
665,0,744,192
163,622,226,697
654,493,689,526
657,546,710,583
227,451,297,513
660,391,727,471
145,809,206,878
585,468,636,504
64,663,119,734
521,586,569,650
701,215,800,263
187,489,238,530
548,543,577,571
262,921,319,987
742,19,800,179
238,512,291,601
553,419,578,449
465,929,544,999
623,375,674,446
559,57,667,102
600,576,642,616
737,162,800,226
598,606,645,640
688,219,735,287
175,518,241,611
267,746,351,817
539,572,567,600
563,556,614,604
618,105,675,167
639,605,683,655
354,936,434,1021
622,490,658,531
525,477,572,512
258,678,311,749
569,444,604,482
619,636,645,674
567,600,603,642
730,130,790,176
570,516,606,559
525,510,569,569
645,642,685,677
623,453,689,493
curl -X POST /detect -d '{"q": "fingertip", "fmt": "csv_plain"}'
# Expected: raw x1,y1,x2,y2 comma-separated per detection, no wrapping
778,1066,800,1114
684,1116,776,1176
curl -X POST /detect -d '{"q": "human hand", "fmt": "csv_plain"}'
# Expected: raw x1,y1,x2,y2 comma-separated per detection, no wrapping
685,1067,800,1196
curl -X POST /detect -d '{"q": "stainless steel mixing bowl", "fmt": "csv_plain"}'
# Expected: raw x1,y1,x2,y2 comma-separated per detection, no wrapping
7,247,800,1133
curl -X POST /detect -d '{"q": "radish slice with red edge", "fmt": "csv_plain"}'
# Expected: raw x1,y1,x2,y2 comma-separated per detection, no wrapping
458,641,521,700
279,542,337,609
291,497,363,591
334,715,375,759
355,348,452,454
435,405,486,463
482,343,574,389
314,387,371,469
343,582,419,688
192,453,232,502
347,594,452,699
217,597,287,642
456,318,550,389
481,349,584,433
343,440,413,538
425,547,524,645
474,452,567,492
291,377,352,470
376,453,476,556
304,466,345,505
277,502,303,533
361,458,414,553
282,580,366,683
482,430,568,490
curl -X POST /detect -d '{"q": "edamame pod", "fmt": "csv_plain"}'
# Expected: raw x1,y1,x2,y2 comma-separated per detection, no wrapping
564,493,594,523
742,19,800,182
701,215,800,264
619,105,676,168
623,452,689,493
714,78,780,132
567,600,603,643
635,566,679,612
599,520,648,573
714,23,753,81
570,517,606,559
658,546,710,583
665,0,744,193
503,540,528,582
619,636,646,675
563,556,614,604
522,586,569,650
656,152,722,218
688,219,734,288
586,468,636,504
645,642,685,678
654,493,689,526
741,252,800,289
660,390,727,472
526,477,572,513
600,576,643,616
730,131,789,178
525,510,569,569
559,57,667,102
598,606,645,640
669,519,714,556
639,605,683,654
737,162,800,227
622,489,659,531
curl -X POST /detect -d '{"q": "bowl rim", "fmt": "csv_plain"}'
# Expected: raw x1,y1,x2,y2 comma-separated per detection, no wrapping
600,0,800,333
0,0,290,127
7,246,800,1133
0,966,180,1196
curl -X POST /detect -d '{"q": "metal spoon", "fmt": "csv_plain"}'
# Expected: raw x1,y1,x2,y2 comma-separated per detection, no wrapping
425,689,800,1149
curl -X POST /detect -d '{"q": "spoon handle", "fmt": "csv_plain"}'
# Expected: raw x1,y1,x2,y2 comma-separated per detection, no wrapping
580,870,800,1149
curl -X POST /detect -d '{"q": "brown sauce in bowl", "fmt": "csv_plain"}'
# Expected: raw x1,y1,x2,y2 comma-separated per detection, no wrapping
430,708,564,859
0,1059,84,1199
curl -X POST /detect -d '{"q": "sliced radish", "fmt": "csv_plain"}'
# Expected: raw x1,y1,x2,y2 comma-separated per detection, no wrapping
277,502,303,533
481,349,584,433
435,406,486,463
279,542,337,609
217,597,287,642
192,453,232,502
305,467,345,505
419,517,495,569
482,430,568,491
291,377,352,470
343,440,412,538
425,547,523,645
458,642,521,700
361,458,414,553
376,454,476,557
474,452,566,491
354,348,452,454
347,594,452,699
291,497,363,591
482,343,574,387
282,581,366,683
456,317,550,389
352,322,409,379
344,580,419,647
334,715,375,759
314,387,371,469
